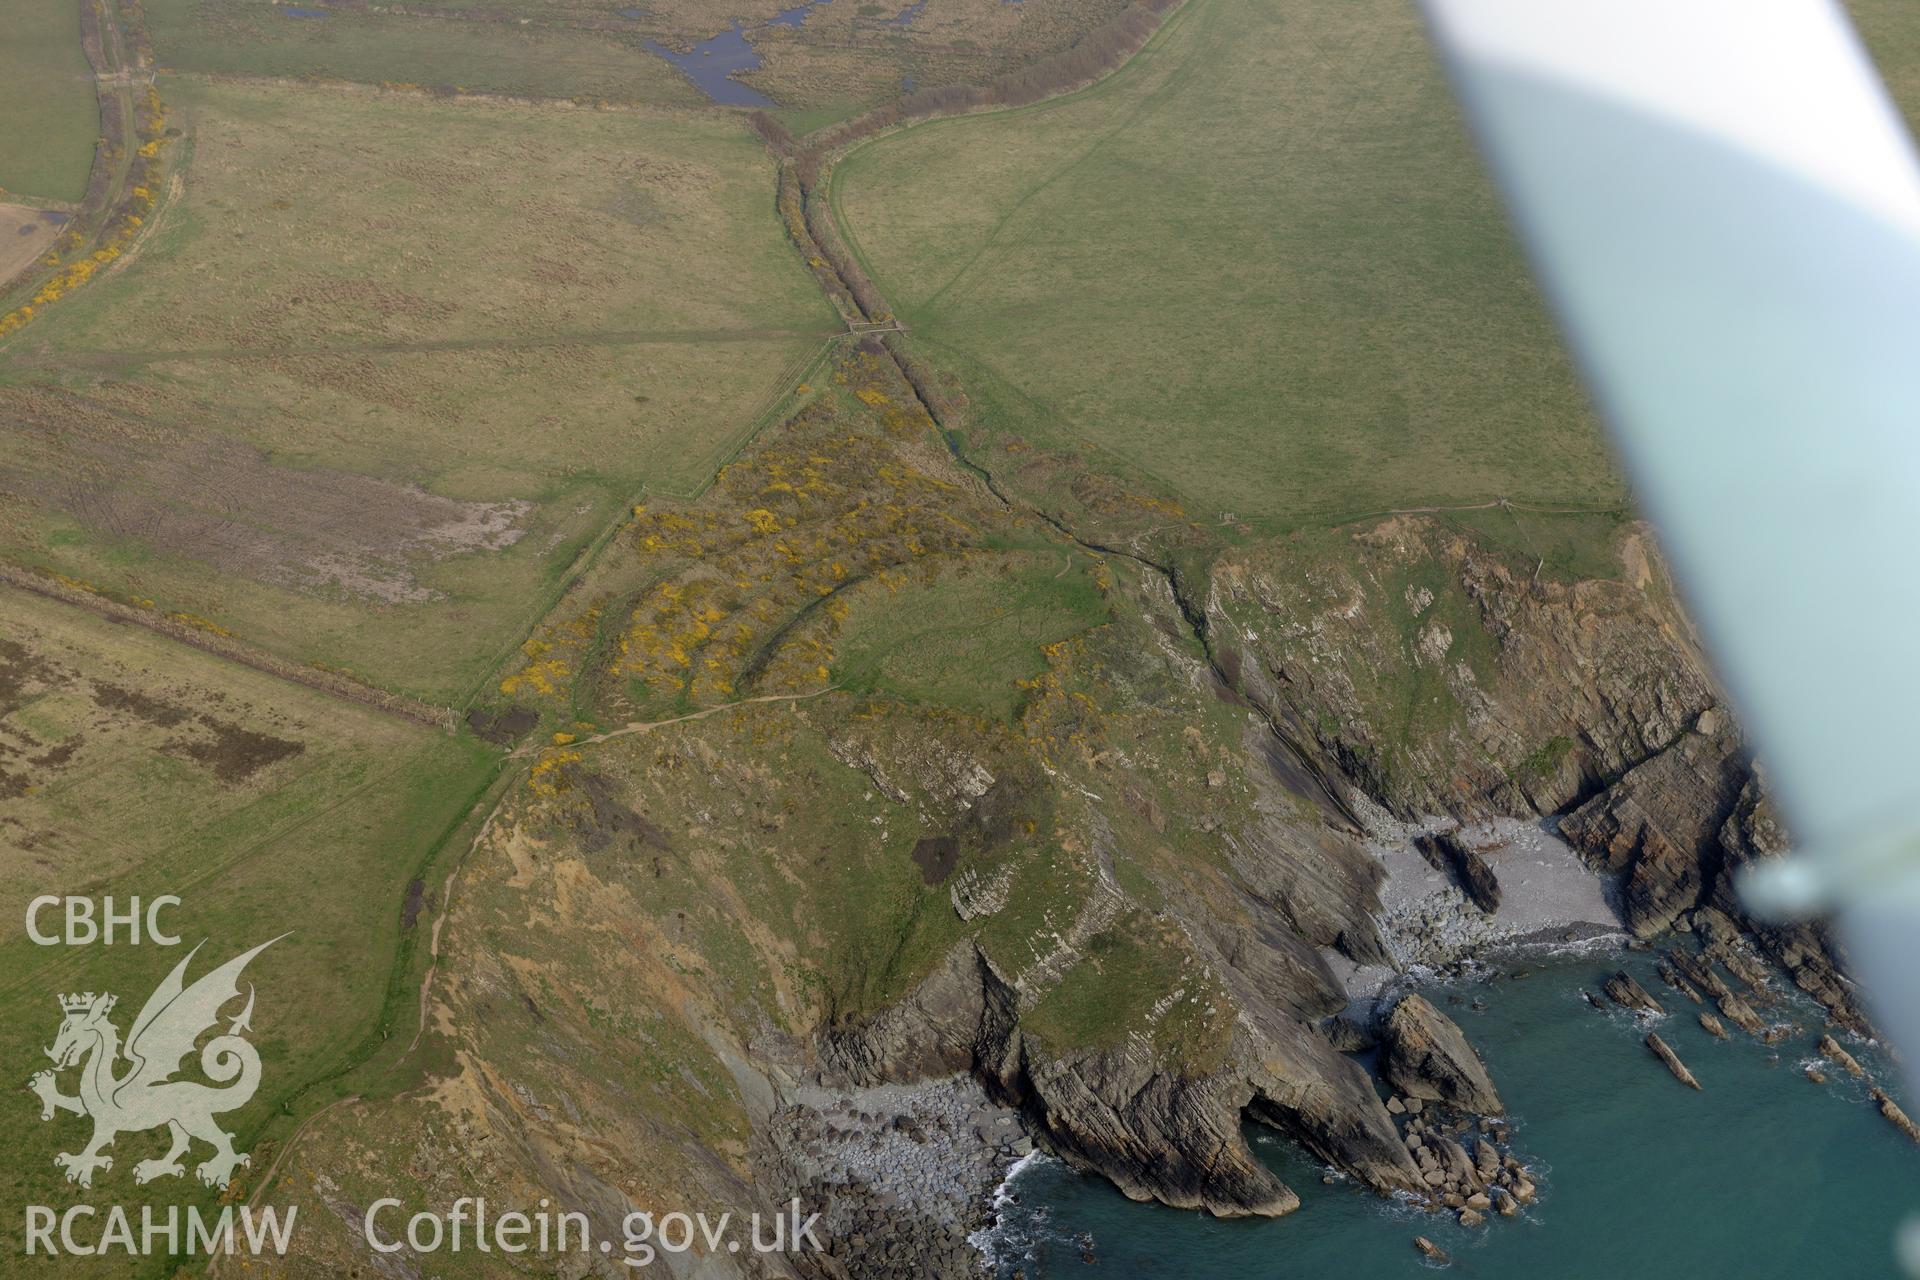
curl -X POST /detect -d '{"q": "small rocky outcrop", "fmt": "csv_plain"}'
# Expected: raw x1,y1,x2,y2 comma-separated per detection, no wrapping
1716,991,1765,1036
1667,948,1732,1000
1395,1112,1529,1213
1380,994,1504,1115
1655,959,1703,1003
1645,1033,1701,1089
1817,1035,1866,1079
1871,1088,1920,1144
1698,1012,1728,1039
819,943,1019,1084
1416,830,1502,913
1603,971,1664,1015
1010,1034,1304,1217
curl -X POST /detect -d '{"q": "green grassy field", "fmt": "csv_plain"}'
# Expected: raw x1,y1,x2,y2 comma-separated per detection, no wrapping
144,0,706,108
1853,0,1920,132
832,0,1626,531
0,76,837,703
141,0,1132,125
0,585,498,1268
830,550,1109,717
0,0,98,203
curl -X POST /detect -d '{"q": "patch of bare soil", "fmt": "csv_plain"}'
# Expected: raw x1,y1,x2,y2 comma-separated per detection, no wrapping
0,386,531,602
910,834,960,884
465,704,537,745
0,205,66,289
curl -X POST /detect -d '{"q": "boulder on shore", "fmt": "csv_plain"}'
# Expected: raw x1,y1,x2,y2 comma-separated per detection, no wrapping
1416,830,1502,914
1381,994,1505,1115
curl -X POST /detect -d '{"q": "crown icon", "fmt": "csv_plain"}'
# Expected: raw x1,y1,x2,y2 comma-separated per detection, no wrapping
59,992,114,1015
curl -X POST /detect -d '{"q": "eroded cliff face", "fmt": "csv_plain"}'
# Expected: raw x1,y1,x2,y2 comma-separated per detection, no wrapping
1213,517,1718,821
1210,515,1860,1032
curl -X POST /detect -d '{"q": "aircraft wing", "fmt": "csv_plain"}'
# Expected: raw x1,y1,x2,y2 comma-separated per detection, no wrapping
1417,0,1920,1085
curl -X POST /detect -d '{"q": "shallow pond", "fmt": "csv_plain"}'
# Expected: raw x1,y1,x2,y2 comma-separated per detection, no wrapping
644,26,775,108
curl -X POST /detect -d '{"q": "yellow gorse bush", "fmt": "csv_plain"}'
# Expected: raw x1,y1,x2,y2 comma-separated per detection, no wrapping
1,82,172,340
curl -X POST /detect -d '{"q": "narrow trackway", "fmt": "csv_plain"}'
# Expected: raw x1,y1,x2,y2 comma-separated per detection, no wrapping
17,325,848,370
507,685,839,758
1342,496,1630,521
15,321,903,378
0,567,450,728
203,1093,360,1278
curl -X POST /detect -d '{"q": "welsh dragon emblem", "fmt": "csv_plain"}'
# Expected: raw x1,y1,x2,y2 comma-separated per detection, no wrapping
29,936,283,1189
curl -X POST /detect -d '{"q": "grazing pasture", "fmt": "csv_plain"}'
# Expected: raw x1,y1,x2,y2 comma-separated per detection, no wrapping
0,0,98,203
829,550,1109,718
832,0,1627,531
0,77,836,702
0,584,497,1267
141,0,1129,124
143,0,706,108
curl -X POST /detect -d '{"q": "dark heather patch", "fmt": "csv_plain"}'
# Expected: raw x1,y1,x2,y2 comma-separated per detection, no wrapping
401,878,429,930
0,636,57,706
1213,645,1243,687
576,770,671,854
91,680,191,728
0,768,27,800
1209,647,1250,705
164,715,304,783
910,835,961,884
31,739,81,769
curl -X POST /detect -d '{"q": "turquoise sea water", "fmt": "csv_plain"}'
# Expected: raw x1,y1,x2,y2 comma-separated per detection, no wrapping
984,951,1918,1278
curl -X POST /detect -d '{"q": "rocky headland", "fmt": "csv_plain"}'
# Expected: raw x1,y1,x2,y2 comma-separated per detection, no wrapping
271,461,1883,1280
760,515,1880,1276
